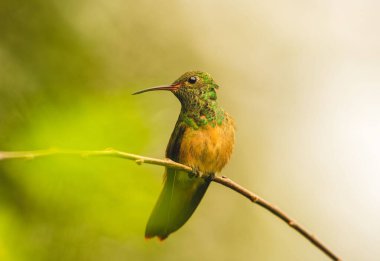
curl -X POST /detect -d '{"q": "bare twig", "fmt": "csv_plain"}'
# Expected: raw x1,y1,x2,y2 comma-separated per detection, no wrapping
212,175,341,261
0,149,192,171
0,149,341,260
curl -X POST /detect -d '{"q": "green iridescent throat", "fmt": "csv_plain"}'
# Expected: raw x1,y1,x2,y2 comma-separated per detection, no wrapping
179,98,224,129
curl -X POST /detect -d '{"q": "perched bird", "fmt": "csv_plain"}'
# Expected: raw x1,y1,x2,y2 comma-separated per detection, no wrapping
133,71,235,240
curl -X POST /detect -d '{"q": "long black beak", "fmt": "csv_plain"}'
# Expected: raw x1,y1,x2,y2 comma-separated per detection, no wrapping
132,83,180,95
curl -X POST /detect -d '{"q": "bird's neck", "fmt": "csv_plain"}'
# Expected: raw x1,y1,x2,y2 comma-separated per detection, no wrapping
179,99,224,129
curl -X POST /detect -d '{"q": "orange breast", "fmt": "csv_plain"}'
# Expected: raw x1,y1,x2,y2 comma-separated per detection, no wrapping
178,113,235,174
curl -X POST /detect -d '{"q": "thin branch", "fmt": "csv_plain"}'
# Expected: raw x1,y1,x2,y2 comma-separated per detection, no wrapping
212,175,341,261
0,149,341,261
0,149,192,171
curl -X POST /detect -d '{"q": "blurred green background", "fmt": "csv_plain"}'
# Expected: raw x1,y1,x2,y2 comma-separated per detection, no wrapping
0,0,379,260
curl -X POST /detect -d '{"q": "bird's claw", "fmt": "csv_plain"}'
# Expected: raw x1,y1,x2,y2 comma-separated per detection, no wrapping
206,173,215,182
188,168,201,178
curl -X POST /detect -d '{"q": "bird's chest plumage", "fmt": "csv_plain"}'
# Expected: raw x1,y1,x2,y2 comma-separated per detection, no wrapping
167,114,235,174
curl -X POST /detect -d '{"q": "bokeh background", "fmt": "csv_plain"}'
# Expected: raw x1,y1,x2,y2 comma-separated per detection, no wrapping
0,0,379,260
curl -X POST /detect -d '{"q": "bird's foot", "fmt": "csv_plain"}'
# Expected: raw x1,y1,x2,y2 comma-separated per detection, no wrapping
206,173,216,182
188,168,202,179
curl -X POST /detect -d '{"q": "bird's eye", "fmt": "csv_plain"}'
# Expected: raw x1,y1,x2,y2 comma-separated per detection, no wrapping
188,76,197,84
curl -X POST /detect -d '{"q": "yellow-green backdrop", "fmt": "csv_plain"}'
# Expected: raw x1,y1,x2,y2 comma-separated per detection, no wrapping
0,1,379,260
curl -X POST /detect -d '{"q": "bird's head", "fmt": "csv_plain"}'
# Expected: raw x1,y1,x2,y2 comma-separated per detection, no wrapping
133,71,219,109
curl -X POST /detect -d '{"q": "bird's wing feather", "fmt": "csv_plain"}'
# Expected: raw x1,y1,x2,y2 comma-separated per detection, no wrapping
145,120,210,239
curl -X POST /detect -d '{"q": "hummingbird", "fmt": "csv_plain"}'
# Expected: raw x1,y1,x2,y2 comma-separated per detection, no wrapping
133,71,235,240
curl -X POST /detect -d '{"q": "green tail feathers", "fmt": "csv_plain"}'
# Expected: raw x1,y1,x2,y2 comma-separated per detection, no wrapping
145,169,210,240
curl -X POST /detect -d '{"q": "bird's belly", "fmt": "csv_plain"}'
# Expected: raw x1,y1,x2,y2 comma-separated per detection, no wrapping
178,120,235,174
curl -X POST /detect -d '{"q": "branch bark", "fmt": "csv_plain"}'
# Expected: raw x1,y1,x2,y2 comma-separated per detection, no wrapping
0,149,341,261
